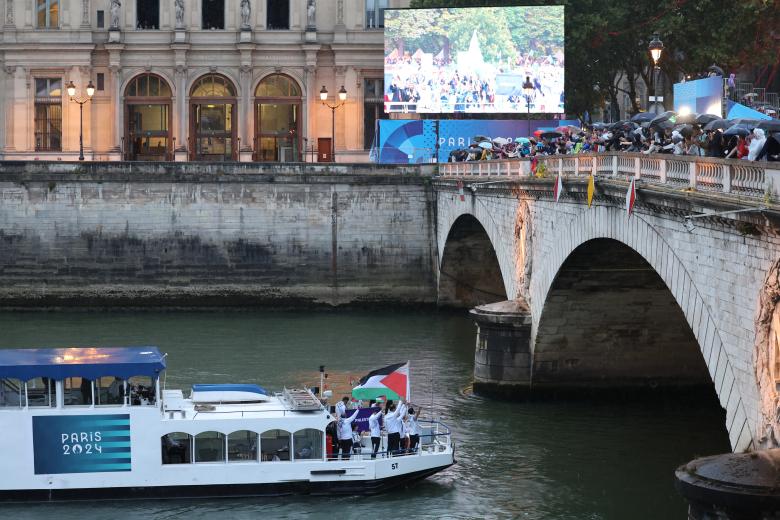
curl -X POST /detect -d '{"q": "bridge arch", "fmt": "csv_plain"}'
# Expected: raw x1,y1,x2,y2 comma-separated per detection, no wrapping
529,204,754,451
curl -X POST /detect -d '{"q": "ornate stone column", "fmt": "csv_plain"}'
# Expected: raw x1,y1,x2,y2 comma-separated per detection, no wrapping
5,0,15,27
238,63,253,160
3,65,17,151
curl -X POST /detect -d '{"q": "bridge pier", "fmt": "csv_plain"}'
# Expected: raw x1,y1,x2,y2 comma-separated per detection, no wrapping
470,300,533,397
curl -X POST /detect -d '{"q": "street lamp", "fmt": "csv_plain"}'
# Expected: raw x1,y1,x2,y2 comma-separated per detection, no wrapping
648,34,664,115
320,85,347,162
522,76,534,137
66,80,95,161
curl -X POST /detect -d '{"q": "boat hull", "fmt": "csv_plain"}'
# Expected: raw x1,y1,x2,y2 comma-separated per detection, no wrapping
0,463,453,503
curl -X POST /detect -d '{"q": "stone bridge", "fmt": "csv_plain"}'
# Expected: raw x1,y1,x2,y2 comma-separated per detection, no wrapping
436,153,780,452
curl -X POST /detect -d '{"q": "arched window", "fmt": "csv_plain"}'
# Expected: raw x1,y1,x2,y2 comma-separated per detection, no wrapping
124,73,172,161
254,74,301,162
293,429,323,461
190,74,237,161
228,430,258,462
194,431,226,462
161,432,192,464
191,74,236,98
261,429,291,461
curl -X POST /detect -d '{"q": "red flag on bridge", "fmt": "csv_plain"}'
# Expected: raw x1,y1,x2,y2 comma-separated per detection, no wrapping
456,181,465,202
626,178,636,216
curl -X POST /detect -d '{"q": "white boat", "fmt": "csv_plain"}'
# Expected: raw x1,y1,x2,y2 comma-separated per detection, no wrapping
0,346,454,501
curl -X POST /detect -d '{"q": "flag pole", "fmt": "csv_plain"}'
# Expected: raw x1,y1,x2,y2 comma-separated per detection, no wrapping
407,360,411,403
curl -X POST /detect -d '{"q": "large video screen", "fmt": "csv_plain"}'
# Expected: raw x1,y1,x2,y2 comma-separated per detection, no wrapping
384,6,565,114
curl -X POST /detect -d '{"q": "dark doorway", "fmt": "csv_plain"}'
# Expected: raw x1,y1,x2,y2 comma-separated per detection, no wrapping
202,0,224,30
318,138,332,162
136,0,159,29
267,0,289,29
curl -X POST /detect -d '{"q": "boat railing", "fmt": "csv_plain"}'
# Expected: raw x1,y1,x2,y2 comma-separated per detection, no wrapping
328,419,452,462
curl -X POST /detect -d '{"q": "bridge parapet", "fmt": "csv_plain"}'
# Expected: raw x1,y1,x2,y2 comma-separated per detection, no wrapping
440,153,778,201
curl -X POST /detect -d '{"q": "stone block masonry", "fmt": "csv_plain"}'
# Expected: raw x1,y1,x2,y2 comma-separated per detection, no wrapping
0,162,437,308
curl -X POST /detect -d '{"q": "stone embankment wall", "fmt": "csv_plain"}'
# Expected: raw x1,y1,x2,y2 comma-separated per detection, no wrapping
0,162,437,307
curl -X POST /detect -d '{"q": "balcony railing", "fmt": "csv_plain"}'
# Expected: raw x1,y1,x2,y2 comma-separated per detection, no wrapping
438,153,776,200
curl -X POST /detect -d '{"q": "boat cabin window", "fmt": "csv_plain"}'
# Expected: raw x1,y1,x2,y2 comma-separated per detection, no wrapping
161,432,192,464
127,375,156,405
261,429,291,461
228,430,258,462
194,431,225,463
64,377,93,406
95,376,125,406
0,378,23,408
293,429,323,461
25,377,56,407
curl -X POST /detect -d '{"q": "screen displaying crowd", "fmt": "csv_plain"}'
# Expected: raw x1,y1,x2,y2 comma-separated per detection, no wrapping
383,6,565,115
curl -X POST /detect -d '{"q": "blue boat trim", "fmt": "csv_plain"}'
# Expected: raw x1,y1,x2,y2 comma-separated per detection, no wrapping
192,384,268,396
0,347,166,381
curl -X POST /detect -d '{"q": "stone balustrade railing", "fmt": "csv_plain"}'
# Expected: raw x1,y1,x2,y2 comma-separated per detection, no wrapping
439,153,780,200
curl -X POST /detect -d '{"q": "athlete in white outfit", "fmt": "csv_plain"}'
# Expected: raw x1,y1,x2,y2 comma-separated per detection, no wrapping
368,407,384,459
337,409,359,460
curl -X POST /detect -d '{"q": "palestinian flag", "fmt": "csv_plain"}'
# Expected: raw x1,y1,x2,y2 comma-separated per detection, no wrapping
352,362,410,401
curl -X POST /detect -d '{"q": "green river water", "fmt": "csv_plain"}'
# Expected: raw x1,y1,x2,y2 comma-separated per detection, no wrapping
0,309,730,519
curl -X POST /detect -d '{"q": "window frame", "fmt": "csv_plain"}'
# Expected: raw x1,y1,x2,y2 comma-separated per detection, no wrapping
34,77,63,153
201,0,226,30
365,0,387,29
266,0,290,30
136,0,160,30
36,0,61,29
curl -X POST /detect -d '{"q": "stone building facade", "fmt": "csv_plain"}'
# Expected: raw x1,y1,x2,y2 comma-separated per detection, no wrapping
0,0,406,162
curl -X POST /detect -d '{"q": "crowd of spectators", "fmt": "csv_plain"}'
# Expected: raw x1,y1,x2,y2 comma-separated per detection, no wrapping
385,50,564,114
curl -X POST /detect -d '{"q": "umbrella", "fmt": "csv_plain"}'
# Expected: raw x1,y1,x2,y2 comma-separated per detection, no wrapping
744,93,758,99
757,120,780,132
478,141,493,149
473,135,491,142
673,124,695,138
704,119,732,131
514,137,531,144
609,120,629,130
650,111,677,127
675,113,699,125
540,131,563,140
650,119,676,131
723,125,751,137
631,112,655,123
695,114,721,125
708,65,724,76
555,125,580,134
728,118,762,129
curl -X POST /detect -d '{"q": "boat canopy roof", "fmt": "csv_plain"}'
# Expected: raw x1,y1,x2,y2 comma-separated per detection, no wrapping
0,346,166,381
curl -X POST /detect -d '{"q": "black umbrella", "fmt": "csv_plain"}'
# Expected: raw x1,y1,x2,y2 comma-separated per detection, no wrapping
757,120,780,132
696,114,722,125
540,131,563,140
728,118,762,129
631,112,656,123
650,111,677,126
673,124,695,138
723,125,751,137
704,119,732,131
650,119,676,131
708,64,725,77
675,113,699,125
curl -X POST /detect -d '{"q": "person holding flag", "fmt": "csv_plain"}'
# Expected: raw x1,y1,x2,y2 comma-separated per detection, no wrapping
368,406,383,459
384,399,405,456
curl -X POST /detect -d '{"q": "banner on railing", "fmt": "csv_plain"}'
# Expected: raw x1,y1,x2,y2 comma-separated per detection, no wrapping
376,119,579,164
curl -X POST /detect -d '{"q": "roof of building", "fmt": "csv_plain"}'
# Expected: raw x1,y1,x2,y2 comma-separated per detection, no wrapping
0,346,166,381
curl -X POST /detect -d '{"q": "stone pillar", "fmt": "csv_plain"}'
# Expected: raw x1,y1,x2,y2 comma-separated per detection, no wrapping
470,299,533,398
334,66,346,161
174,65,187,159
238,63,252,161
3,65,16,152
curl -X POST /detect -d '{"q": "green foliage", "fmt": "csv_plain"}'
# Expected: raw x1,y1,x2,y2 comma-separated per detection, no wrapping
409,0,780,117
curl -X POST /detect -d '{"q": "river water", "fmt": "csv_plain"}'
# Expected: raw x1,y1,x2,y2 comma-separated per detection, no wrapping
0,309,730,520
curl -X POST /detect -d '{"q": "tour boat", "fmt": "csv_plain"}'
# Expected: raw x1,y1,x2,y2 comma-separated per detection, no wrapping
0,346,454,501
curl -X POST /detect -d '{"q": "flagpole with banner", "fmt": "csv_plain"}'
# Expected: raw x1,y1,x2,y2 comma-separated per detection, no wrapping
587,174,595,208
406,360,411,403
626,178,636,217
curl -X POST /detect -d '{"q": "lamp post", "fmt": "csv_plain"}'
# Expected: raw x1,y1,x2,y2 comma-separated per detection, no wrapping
648,34,664,115
522,76,534,137
66,80,95,161
320,85,347,163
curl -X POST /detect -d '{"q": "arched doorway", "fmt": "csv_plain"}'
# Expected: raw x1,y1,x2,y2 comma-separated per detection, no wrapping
254,74,302,162
189,74,237,161
124,73,172,161
439,214,507,308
